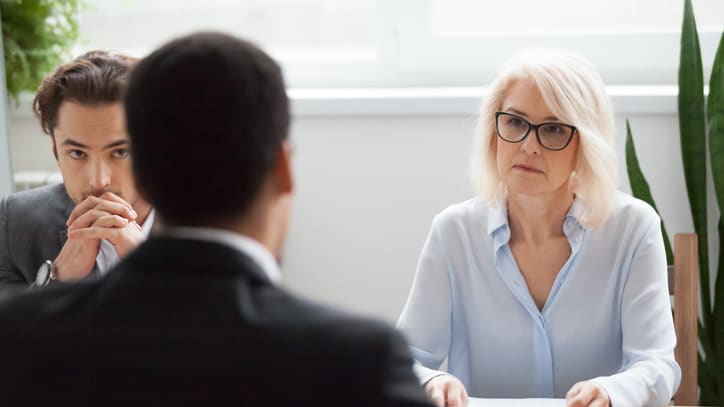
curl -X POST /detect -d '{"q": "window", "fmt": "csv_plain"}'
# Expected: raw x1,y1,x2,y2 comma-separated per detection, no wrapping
76,0,724,88
79,0,375,61
396,0,723,86
78,0,380,87
434,0,723,35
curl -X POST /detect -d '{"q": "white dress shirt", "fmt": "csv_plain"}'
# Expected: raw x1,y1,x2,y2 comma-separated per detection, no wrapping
96,210,155,274
397,192,680,407
163,226,281,283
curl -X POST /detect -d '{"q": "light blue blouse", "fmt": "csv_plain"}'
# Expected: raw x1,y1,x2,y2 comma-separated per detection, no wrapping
397,192,680,407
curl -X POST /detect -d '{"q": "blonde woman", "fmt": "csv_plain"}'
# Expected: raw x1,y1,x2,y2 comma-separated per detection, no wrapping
397,49,680,407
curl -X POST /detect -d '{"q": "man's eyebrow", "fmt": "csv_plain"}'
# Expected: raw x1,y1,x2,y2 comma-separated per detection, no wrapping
60,139,129,149
60,139,89,149
103,139,130,149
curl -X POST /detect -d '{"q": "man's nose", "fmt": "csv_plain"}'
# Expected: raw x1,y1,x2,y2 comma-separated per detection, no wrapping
89,159,111,190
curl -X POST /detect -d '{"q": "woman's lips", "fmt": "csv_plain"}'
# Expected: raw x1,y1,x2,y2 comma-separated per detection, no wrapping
513,164,543,173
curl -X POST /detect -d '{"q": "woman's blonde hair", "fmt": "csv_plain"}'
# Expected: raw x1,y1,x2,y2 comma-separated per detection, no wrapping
470,48,618,228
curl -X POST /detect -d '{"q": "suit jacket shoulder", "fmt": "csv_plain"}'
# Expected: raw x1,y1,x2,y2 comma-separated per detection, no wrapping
0,184,73,294
0,237,432,406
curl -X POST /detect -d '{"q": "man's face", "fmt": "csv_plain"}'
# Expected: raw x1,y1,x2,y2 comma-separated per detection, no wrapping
53,101,145,210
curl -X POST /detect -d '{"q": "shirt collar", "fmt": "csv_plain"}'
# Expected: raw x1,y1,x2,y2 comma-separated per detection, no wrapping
487,198,511,254
96,209,157,274
487,198,509,235
140,210,155,237
487,196,588,245
161,226,281,284
563,198,587,241
565,197,586,224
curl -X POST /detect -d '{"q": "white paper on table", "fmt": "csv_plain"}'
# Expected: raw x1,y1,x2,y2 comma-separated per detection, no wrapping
468,398,566,407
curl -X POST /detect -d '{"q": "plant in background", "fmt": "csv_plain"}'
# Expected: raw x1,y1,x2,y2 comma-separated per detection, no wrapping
626,0,723,404
1,0,82,103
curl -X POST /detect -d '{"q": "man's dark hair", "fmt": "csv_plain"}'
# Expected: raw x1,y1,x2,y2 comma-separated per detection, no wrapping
124,31,290,226
33,50,137,136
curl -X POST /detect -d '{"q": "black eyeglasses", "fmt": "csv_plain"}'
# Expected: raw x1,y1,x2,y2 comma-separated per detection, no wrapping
495,112,577,151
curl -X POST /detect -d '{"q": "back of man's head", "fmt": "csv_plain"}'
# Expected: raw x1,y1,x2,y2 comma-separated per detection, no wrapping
124,32,290,227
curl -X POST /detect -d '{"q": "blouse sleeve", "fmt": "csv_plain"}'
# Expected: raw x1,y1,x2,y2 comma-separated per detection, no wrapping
396,215,454,385
591,216,681,406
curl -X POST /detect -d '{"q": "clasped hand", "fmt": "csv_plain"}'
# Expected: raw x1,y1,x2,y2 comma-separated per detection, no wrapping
53,192,142,281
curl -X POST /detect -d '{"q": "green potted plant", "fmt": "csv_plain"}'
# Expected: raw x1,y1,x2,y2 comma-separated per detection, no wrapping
626,0,723,404
1,0,82,103
0,0,82,196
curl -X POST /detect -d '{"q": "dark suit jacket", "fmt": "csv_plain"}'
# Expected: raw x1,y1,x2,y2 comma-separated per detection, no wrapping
0,183,75,296
0,237,433,407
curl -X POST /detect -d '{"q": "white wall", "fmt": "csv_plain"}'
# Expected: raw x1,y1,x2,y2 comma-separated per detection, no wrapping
7,93,718,324
282,112,710,324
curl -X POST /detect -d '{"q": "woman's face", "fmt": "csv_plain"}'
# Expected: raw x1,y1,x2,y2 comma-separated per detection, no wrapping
495,79,579,199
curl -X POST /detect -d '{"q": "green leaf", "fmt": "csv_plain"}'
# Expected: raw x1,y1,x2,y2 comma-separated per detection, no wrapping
1,0,82,102
708,34,724,249
708,30,724,406
679,0,711,335
699,352,721,405
625,119,673,264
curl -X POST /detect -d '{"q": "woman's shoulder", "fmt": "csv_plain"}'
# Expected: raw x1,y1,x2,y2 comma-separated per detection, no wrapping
611,191,659,219
601,191,661,230
432,196,490,230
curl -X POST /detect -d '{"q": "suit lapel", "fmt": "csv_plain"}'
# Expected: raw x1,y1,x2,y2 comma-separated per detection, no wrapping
56,191,74,250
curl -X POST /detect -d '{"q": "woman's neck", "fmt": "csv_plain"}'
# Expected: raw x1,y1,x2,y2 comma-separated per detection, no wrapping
507,189,575,244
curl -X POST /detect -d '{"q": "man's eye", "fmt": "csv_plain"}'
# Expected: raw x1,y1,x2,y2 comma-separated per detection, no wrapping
68,150,86,159
112,149,129,159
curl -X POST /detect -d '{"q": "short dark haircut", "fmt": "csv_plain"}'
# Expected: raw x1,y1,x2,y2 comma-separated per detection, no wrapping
33,50,137,136
124,32,290,226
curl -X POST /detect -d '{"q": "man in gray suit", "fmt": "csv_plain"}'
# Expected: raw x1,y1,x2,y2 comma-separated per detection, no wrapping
0,51,153,297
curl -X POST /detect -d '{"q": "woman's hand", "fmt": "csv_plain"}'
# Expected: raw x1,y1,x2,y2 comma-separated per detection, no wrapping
424,374,469,407
566,381,611,407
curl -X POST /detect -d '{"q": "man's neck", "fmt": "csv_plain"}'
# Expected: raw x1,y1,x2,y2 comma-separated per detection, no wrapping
156,205,287,262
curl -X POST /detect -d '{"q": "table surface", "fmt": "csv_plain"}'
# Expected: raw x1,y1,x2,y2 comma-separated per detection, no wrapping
467,398,701,407
468,399,564,407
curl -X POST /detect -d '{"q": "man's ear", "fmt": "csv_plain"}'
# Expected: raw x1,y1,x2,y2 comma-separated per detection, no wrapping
273,141,294,195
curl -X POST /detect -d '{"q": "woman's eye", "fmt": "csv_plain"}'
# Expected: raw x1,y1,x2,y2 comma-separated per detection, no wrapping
508,117,526,127
112,149,129,159
68,150,86,159
547,125,563,134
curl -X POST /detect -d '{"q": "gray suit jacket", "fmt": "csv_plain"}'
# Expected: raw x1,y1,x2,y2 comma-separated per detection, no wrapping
0,183,76,297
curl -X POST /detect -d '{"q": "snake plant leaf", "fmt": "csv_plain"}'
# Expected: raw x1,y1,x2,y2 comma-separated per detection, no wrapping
707,30,724,406
698,351,721,404
679,0,711,333
709,33,724,207
625,119,673,264
709,35,724,249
